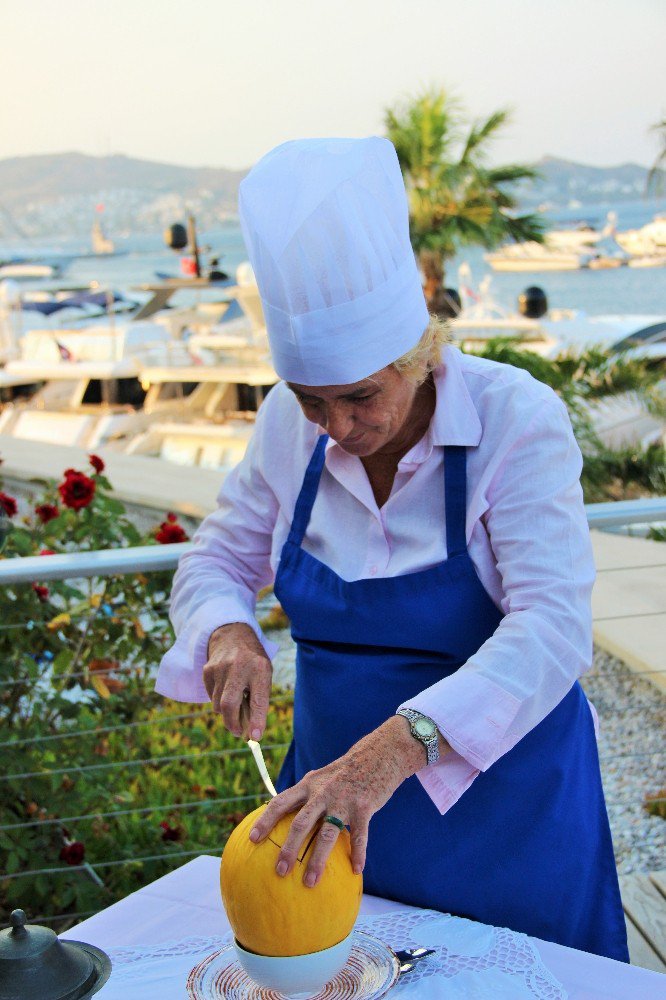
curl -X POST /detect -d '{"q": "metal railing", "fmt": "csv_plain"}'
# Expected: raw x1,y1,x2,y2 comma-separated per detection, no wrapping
1,497,664,586
584,496,666,531
0,541,190,584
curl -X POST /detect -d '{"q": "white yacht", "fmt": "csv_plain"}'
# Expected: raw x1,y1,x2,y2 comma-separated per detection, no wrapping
484,241,592,272
616,213,666,267
486,213,634,272
0,266,277,466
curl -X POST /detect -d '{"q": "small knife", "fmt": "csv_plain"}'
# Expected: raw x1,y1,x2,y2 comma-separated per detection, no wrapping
247,738,278,798
241,693,278,798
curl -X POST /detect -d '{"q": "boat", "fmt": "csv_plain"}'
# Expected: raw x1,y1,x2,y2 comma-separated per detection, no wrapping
0,266,277,464
615,213,666,267
0,260,62,280
486,212,632,272
627,254,666,269
622,213,666,249
91,219,115,256
0,319,275,454
484,242,592,271
450,267,665,449
0,281,140,364
543,221,601,251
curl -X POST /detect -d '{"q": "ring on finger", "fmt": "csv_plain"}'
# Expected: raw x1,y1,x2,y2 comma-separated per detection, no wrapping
323,814,345,832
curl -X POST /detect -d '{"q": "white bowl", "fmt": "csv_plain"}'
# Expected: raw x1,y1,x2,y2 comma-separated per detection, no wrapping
233,931,354,997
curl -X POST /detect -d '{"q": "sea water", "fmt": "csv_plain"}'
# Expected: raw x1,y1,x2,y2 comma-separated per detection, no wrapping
1,198,665,318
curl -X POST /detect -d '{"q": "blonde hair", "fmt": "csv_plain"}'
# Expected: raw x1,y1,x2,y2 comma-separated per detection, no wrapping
392,316,450,383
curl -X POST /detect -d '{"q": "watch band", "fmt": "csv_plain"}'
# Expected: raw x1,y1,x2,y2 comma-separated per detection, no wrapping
396,708,440,766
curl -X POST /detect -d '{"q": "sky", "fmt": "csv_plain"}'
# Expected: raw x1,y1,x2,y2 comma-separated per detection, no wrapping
1,0,664,171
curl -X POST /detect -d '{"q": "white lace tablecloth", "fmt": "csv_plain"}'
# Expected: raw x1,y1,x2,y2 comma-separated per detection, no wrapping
105,909,566,999
61,856,663,1000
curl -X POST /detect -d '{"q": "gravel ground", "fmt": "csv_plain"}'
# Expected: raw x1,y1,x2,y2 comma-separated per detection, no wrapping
261,596,665,877
580,648,665,875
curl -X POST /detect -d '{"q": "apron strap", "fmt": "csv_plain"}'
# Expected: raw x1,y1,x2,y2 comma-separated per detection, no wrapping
288,434,329,546
444,445,468,557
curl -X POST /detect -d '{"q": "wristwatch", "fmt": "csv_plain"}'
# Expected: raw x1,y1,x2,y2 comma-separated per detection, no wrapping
396,708,440,766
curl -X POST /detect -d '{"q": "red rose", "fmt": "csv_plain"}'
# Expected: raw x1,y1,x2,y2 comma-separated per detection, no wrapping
35,503,59,524
155,519,188,544
59,840,85,865
89,454,105,474
58,469,96,510
0,492,17,517
159,821,183,842
32,583,49,601
166,512,177,522
40,549,56,556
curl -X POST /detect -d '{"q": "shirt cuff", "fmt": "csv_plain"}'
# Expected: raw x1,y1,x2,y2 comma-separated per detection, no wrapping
399,669,521,772
155,598,280,703
413,751,481,815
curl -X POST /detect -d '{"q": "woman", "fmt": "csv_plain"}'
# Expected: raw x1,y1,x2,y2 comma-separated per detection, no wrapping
156,137,628,962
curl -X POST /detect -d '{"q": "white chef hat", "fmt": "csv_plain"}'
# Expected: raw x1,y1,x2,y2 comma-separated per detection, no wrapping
238,136,429,385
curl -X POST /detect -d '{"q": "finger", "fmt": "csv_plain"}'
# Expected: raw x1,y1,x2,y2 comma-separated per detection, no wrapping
302,815,345,887
219,655,271,736
202,660,220,703
349,820,369,876
211,678,224,716
219,676,251,735
274,803,323,877
249,787,305,844
239,689,252,740
247,666,272,740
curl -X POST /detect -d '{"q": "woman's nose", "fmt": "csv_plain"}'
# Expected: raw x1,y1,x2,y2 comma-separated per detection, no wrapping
323,403,353,441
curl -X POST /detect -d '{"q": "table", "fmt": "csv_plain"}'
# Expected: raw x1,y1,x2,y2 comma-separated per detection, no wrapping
61,856,665,999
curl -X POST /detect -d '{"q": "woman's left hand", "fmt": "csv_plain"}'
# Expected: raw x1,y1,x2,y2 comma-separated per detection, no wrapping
248,715,447,886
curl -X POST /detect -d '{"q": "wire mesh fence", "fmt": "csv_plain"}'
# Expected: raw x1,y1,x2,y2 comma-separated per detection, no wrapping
1,519,664,931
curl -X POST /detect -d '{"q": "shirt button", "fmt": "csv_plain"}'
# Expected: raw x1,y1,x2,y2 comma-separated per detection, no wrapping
369,566,378,576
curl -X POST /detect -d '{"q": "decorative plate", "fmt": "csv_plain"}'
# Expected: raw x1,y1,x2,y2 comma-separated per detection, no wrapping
186,931,401,1000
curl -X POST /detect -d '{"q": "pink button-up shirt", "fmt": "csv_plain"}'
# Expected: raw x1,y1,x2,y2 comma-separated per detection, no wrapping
156,345,595,815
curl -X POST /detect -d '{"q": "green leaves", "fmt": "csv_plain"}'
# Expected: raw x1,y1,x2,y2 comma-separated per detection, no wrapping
385,87,545,268
0,459,294,932
465,339,666,503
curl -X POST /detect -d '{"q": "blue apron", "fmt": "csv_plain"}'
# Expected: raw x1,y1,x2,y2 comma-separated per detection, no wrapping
274,436,629,962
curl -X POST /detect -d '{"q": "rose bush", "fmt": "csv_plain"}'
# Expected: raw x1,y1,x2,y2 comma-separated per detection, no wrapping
0,458,292,930
155,513,189,544
58,468,97,510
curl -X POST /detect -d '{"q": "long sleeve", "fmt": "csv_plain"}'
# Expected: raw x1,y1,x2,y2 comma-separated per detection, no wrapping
155,398,281,702
401,396,596,813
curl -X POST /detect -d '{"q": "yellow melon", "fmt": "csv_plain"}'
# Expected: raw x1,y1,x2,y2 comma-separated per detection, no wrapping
220,804,363,957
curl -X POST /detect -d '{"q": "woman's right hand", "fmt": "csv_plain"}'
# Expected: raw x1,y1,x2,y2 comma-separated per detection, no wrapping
203,623,273,741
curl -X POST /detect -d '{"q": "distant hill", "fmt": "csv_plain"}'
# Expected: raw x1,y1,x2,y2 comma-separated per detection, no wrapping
0,151,661,239
517,156,661,209
0,152,247,239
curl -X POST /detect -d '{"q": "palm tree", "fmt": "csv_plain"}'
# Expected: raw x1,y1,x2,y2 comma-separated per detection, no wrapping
385,89,546,314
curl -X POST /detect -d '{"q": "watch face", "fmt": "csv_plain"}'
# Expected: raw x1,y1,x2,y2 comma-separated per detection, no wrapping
414,718,436,739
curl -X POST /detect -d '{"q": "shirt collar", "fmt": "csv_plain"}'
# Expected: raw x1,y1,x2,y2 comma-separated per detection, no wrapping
323,344,482,467
430,345,483,447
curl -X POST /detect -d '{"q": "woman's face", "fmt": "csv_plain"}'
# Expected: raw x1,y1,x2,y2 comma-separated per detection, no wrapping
288,366,425,457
